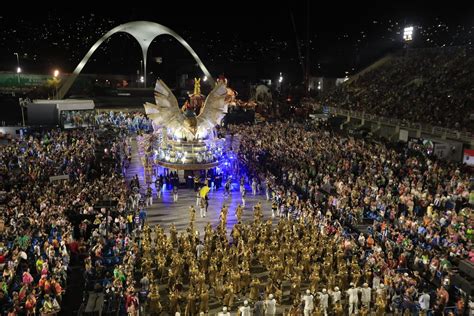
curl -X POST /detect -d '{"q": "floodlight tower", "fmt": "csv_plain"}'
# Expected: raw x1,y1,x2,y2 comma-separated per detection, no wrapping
403,26,414,41
403,26,414,53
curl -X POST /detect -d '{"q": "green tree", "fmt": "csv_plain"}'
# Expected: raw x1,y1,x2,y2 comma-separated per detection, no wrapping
46,77,61,99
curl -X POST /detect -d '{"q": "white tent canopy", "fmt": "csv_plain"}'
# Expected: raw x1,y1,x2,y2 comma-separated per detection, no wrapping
33,99,95,111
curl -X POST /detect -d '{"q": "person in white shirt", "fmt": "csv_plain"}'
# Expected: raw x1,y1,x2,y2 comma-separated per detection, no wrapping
218,306,231,316
196,242,205,258
330,287,341,305
318,289,329,316
252,178,257,195
241,187,246,207
199,197,206,218
132,192,141,209
302,289,314,316
196,191,201,206
239,300,251,316
347,283,359,315
372,273,381,289
173,185,178,202
360,283,372,310
265,294,276,315
358,233,366,246
265,179,271,200
419,291,430,311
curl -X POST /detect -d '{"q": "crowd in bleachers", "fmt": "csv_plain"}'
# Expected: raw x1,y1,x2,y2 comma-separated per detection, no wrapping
0,127,131,315
95,111,153,133
0,104,472,315
229,120,473,314
319,47,474,133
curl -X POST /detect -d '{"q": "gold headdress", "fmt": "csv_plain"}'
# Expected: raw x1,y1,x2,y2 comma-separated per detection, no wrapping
193,78,201,96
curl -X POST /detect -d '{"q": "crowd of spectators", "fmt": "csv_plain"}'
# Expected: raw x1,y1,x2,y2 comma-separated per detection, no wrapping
0,127,131,315
319,47,474,133
95,111,153,133
0,104,472,315
229,120,473,313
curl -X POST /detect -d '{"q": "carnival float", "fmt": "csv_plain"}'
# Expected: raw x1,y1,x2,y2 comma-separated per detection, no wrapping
141,78,229,172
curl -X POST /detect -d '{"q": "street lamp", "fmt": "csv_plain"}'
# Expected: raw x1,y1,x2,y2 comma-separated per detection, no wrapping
140,60,144,87
14,53,20,85
53,70,60,99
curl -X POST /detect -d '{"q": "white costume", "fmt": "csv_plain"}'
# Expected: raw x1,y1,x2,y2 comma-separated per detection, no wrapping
419,293,430,311
360,283,372,309
196,244,204,258
239,301,251,316
302,290,314,316
318,289,329,316
330,287,341,305
196,192,201,206
157,183,162,198
241,188,246,207
218,307,230,316
347,284,359,315
265,294,276,315
372,274,380,289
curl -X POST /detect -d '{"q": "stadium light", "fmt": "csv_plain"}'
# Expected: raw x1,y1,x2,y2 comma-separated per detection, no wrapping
52,70,60,99
403,26,414,42
14,53,21,85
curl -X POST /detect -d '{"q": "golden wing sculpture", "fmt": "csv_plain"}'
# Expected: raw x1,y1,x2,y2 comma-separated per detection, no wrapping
144,80,184,132
196,82,228,131
144,79,228,139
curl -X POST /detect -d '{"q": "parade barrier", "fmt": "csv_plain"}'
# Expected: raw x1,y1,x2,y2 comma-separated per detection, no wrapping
49,174,69,182
83,292,104,316
459,260,474,279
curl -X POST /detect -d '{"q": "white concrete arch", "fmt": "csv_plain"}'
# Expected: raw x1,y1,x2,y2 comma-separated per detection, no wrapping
58,21,214,99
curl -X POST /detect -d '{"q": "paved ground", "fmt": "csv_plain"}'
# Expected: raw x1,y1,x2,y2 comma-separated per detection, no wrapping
125,138,275,233
122,138,397,315
123,138,296,315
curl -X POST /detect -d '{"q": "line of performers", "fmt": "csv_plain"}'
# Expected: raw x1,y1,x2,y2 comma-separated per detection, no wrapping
132,203,390,315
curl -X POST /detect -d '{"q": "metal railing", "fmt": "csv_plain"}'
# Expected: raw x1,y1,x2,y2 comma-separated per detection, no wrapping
327,106,473,144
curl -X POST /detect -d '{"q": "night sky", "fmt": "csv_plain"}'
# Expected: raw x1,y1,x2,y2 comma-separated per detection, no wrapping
0,3,472,83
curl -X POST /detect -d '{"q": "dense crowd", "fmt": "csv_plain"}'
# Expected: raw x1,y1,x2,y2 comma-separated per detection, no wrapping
319,47,474,132
229,120,473,314
0,106,472,315
78,117,472,315
0,127,130,315
95,111,153,133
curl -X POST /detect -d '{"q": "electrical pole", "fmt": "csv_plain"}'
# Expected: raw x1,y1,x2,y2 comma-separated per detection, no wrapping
290,11,305,81
305,0,310,96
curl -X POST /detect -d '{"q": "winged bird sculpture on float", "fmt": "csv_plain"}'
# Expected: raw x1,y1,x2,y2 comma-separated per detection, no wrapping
144,80,228,139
